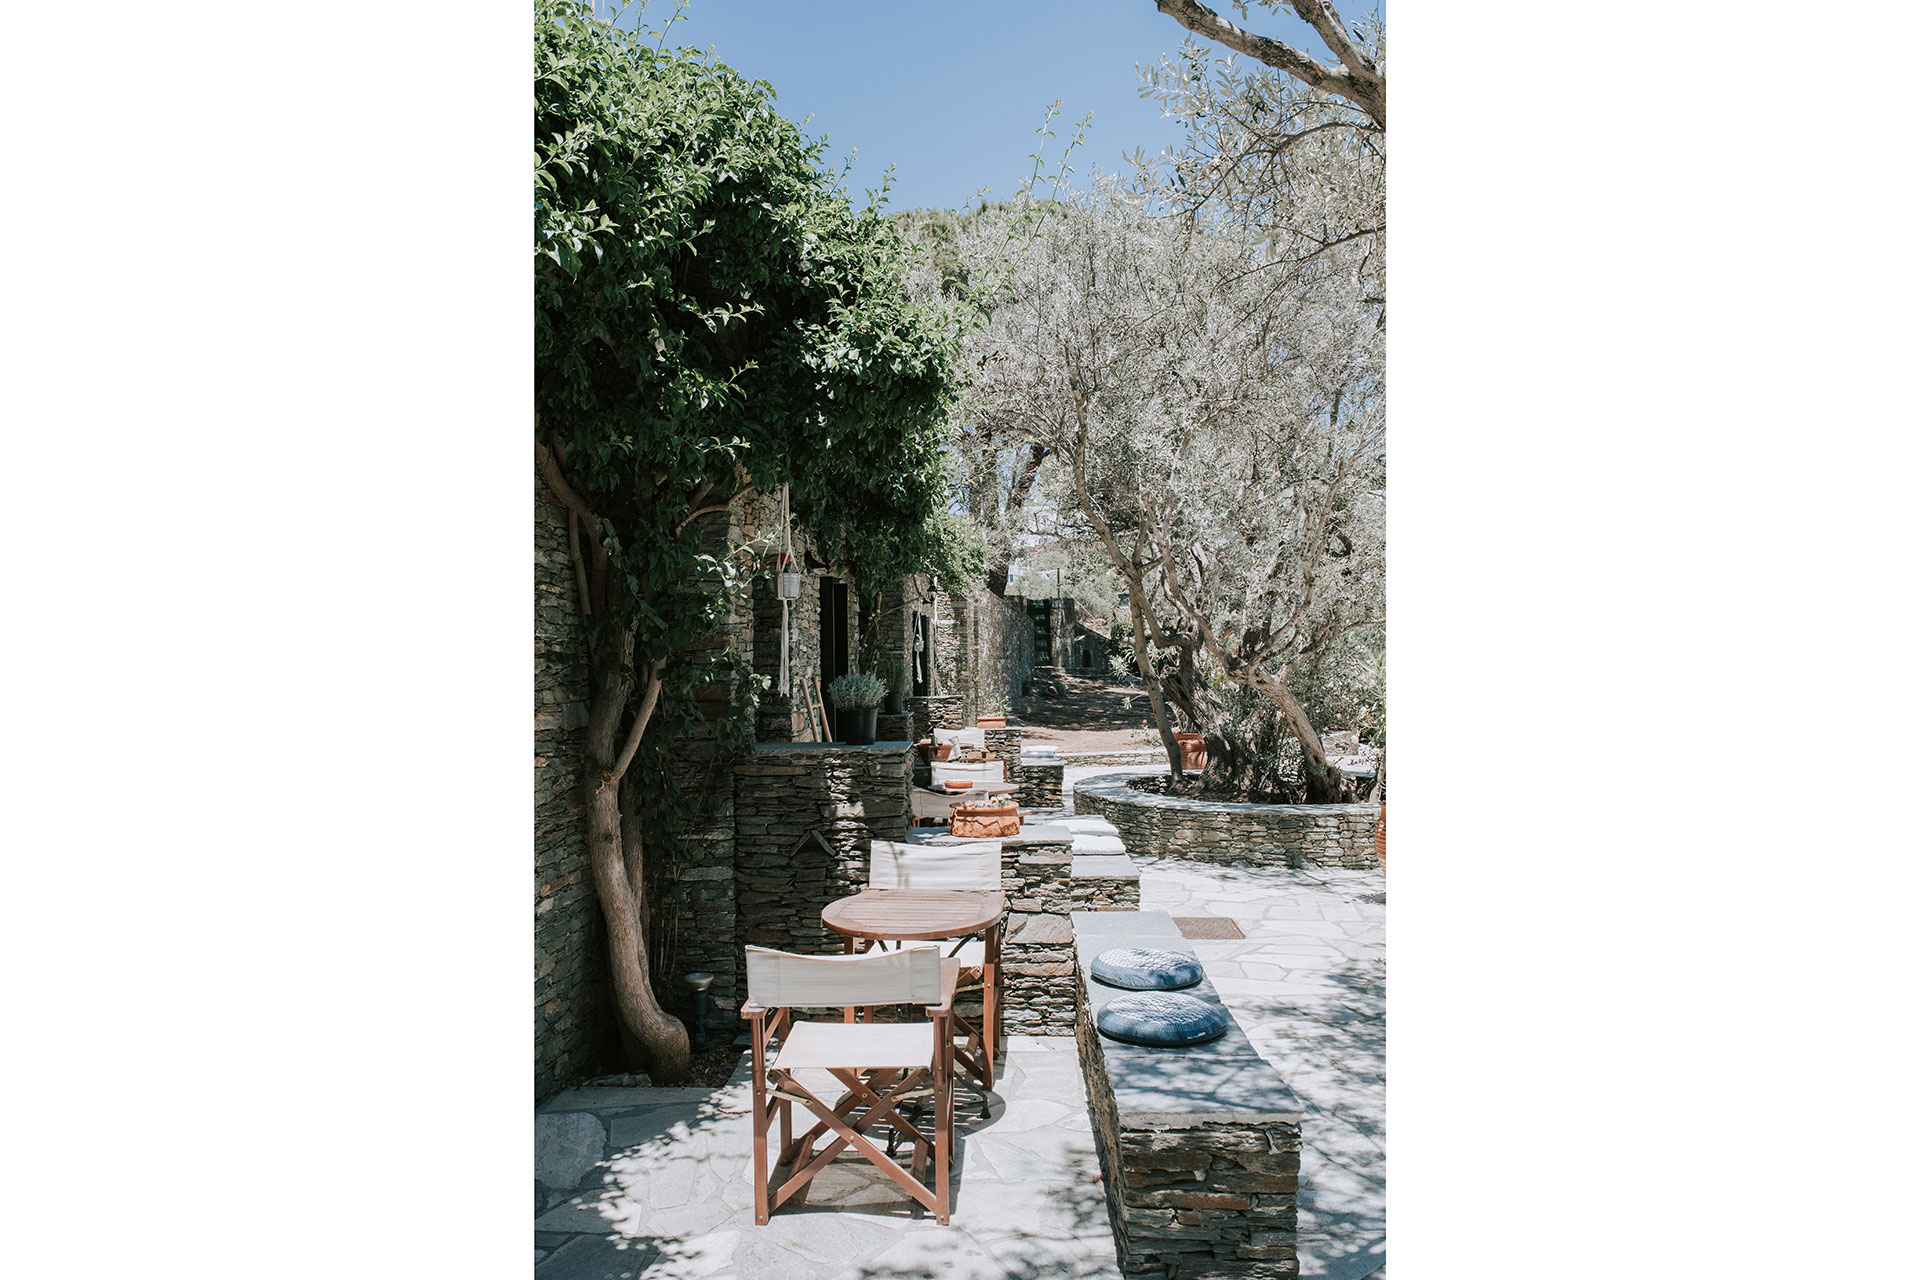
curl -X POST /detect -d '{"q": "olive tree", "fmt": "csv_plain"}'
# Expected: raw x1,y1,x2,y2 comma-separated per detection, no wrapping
952,181,1382,799
536,1,960,1080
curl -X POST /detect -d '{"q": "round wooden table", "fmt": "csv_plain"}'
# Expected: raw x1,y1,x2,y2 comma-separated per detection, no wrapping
821,889,1005,1088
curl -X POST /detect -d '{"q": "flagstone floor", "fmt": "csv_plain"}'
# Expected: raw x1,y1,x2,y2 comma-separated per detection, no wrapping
535,769,1384,1279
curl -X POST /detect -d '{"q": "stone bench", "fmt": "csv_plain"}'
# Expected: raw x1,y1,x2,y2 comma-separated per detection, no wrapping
1072,909,1304,1278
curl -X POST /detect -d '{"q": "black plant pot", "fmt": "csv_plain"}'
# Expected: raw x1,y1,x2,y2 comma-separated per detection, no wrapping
839,706,879,745
883,692,906,715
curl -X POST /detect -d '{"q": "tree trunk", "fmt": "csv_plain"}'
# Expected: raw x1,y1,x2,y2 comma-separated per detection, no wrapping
1260,674,1343,804
586,765,690,1082
1127,589,1184,777
541,442,691,1082
583,647,689,1083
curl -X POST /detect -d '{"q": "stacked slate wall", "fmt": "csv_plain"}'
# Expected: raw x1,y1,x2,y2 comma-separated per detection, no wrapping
1075,773,1378,871
949,590,1035,722
731,742,913,993
535,476,614,1101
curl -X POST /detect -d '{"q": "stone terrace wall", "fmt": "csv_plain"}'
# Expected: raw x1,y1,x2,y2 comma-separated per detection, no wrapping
731,742,913,995
1013,758,1064,808
535,477,613,1101
1075,773,1378,871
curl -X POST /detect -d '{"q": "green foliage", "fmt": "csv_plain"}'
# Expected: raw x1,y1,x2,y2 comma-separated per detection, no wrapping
535,1,966,996
877,653,908,695
535,0,962,669
827,671,887,709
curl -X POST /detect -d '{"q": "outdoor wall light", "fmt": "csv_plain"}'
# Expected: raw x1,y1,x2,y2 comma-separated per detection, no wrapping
683,971,715,1050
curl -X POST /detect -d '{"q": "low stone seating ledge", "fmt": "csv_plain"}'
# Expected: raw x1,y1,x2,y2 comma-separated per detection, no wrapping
1070,853,1137,881
1072,908,1304,1277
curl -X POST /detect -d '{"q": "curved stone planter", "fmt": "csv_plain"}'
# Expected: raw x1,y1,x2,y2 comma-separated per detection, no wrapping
1073,772,1378,870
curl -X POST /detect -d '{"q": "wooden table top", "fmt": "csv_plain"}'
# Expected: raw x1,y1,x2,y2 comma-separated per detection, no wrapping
821,889,1006,942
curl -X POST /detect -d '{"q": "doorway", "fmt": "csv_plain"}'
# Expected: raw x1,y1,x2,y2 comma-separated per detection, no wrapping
820,577,850,718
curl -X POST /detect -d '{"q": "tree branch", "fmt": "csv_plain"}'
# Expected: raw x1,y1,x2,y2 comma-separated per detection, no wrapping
1151,0,1385,128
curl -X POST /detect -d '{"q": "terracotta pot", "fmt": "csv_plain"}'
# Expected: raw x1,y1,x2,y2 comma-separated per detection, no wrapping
977,716,1006,730
1174,732,1208,770
945,780,973,791
915,740,934,764
950,801,1020,839
935,743,953,762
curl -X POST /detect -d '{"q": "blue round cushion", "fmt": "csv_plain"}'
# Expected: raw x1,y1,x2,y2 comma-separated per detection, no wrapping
1095,992,1230,1048
1091,947,1204,991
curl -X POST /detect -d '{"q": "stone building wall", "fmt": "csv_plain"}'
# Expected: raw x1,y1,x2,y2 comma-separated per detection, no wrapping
1075,772,1379,871
1065,619,1112,675
535,477,614,1101
948,590,1035,722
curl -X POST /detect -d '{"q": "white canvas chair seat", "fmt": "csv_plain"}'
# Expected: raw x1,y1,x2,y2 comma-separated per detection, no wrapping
773,1020,938,1071
743,945,955,1226
932,727,986,751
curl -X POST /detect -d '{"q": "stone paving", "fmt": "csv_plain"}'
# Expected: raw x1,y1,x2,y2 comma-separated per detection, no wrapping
536,1037,1121,1279
534,765,1383,1279
1134,857,1386,1278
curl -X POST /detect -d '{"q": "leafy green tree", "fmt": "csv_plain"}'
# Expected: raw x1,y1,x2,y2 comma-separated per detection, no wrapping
535,0,960,1079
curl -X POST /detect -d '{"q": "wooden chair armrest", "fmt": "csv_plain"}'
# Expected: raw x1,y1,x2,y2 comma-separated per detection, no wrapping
924,958,960,1015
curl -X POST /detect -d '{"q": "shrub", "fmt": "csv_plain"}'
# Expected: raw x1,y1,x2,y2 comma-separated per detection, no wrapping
828,671,888,709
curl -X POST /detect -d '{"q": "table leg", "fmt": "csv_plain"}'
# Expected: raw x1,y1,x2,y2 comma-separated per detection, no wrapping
844,934,857,1023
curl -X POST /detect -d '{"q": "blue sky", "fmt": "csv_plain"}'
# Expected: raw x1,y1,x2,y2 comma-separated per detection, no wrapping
611,0,1376,213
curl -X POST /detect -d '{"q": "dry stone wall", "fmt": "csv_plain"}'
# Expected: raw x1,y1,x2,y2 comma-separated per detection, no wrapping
1075,773,1378,871
732,741,913,996
535,478,614,1101
947,590,1035,721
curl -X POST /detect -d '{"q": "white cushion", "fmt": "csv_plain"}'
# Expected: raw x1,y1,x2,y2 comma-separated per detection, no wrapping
773,1020,938,1070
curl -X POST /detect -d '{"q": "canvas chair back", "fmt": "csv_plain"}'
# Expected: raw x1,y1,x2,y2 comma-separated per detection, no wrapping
868,839,1002,892
910,787,957,821
931,759,1005,788
744,944,941,1010
932,727,986,751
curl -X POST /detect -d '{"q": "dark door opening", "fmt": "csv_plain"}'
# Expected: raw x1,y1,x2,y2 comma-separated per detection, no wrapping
1027,599,1052,667
820,577,851,719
